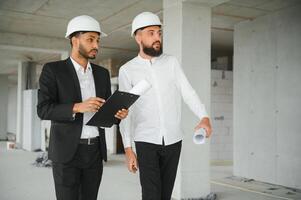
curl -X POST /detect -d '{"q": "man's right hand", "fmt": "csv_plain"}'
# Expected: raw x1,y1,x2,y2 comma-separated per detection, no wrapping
124,147,138,173
73,97,105,113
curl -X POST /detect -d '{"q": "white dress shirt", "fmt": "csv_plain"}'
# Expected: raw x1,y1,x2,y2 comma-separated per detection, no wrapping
118,54,208,148
70,57,99,139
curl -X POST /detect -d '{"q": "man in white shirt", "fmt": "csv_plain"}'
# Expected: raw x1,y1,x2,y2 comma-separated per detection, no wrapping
118,12,212,200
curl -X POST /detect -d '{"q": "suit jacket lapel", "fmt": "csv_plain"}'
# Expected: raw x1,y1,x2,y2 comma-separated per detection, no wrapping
66,58,82,101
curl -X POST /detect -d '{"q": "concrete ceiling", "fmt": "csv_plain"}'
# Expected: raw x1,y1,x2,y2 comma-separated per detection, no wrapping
0,0,300,77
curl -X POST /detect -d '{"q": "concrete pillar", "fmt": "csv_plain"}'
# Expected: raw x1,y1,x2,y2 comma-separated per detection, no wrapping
0,75,9,140
16,61,38,147
22,89,41,151
163,0,211,199
26,62,38,89
7,84,18,136
16,62,28,146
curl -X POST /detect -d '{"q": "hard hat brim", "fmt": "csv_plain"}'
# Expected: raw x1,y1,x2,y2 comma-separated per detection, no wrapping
131,24,162,37
65,31,108,39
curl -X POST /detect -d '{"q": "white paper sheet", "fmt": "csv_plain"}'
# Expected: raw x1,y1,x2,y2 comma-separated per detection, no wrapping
129,80,152,96
193,128,207,144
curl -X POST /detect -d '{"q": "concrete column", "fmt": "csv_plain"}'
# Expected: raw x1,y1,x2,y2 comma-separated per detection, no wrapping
16,62,28,146
163,0,211,199
0,75,9,140
7,84,18,136
26,62,38,89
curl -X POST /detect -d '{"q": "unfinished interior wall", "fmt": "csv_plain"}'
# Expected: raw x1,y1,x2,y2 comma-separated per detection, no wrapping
0,75,8,140
211,70,233,161
233,4,301,189
7,85,17,135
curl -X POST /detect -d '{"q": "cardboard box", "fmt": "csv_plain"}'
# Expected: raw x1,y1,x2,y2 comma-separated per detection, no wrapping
7,142,15,150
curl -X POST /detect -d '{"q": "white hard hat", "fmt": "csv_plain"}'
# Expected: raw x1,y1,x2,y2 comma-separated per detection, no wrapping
65,15,107,38
131,12,162,36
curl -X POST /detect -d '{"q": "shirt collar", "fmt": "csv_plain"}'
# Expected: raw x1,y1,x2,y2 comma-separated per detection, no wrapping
70,57,92,73
137,53,163,64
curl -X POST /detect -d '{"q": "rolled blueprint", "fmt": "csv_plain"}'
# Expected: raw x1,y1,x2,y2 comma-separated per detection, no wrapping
193,128,207,144
129,80,152,96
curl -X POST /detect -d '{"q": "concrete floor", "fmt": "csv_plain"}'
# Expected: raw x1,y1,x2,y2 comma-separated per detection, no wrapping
0,142,297,200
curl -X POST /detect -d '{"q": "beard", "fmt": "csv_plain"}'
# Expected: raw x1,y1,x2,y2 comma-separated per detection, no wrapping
142,41,162,57
78,43,98,59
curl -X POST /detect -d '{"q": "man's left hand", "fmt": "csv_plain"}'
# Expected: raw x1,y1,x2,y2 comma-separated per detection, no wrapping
195,117,212,138
115,109,129,120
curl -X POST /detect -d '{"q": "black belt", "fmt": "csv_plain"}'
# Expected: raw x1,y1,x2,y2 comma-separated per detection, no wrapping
79,137,99,145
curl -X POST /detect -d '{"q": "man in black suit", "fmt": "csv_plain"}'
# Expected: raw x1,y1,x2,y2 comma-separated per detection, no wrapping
37,15,128,200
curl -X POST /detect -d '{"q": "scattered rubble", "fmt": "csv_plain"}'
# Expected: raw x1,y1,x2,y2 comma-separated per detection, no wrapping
32,152,52,168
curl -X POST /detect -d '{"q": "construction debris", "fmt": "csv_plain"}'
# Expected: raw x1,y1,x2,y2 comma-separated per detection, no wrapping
32,152,52,168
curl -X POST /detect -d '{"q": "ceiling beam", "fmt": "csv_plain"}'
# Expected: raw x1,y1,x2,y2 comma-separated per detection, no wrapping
0,32,69,52
0,44,67,54
213,12,255,20
0,31,136,53
212,26,233,32
184,0,231,7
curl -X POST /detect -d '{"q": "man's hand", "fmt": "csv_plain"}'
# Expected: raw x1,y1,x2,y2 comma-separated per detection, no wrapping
124,147,138,173
194,117,212,138
115,109,129,120
73,97,105,113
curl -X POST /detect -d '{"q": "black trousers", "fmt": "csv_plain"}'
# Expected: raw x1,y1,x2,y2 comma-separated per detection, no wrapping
52,141,103,200
135,140,182,200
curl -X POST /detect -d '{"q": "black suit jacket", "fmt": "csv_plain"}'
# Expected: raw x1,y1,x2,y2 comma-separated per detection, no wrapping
37,58,111,163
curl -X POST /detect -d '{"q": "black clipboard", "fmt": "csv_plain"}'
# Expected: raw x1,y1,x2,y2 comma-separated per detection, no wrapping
86,90,139,127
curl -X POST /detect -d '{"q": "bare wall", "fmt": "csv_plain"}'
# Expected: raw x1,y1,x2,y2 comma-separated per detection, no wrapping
0,75,8,140
233,4,301,189
7,85,17,135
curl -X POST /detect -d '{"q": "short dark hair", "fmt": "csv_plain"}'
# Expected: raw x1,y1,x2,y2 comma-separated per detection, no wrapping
134,28,144,36
69,31,87,46
69,31,100,46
